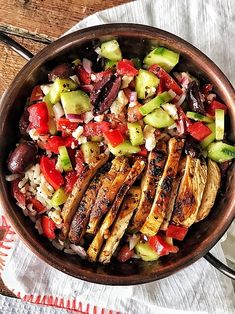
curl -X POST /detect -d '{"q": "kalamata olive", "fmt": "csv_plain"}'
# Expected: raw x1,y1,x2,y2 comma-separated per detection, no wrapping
48,63,74,82
184,138,202,158
7,142,38,174
186,81,206,115
19,109,30,136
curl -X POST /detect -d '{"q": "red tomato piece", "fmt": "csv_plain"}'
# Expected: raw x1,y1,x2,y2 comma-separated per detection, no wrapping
148,235,179,256
11,179,26,205
30,197,46,213
156,79,166,95
149,64,183,96
206,100,227,116
166,225,188,241
64,170,78,193
137,146,148,157
187,122,212,141
117,59,139,76
94,70,112,82
30,85,44,103
28,102,49,135
104,129,125,147
117,244,134,263
56,118,79,133
41,216,56,240
127,103,143,122
63,136,78,149
40,156,64,190
43,136,65,153
83,121,110,136
75,66,91,85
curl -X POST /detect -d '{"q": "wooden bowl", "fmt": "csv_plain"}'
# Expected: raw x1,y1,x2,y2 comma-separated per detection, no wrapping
0,24,234,285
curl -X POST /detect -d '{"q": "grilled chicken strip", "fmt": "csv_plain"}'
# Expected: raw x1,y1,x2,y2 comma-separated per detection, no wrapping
196,159,221,222
60,153,109,239
99,187,141,264
68,163,111,244
160,157,186,231
140,138,185,236
87,158,146,262
171,156,207,227
87,156,130,234
129,142,167,232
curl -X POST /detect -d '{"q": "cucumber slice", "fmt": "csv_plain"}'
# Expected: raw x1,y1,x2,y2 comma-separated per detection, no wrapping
51,188,68,207
104,59,117,70
135,242,159,262
127,122,144,146
61,90,91,115
58,146,73,171
100,40,122,61
136,69,160,99
48,78,78,105
200,123,215,148
139,91,173,115
215,109,225,140
207,141,235,162
144,108,174,128
108,140,140,156
143,47,179,72
81,142,100,164
186,111,214,123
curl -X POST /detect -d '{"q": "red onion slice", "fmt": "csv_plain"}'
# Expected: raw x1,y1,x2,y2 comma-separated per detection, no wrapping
82,58,92,74
66,114,83,122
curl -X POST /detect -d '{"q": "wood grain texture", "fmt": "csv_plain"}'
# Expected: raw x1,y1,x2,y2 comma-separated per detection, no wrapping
0,0,131,297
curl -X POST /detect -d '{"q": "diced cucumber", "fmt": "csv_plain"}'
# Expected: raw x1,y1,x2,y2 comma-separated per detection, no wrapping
61,90,91,115
144,108,174,128
58,146,73,171
200,123,215,148
207,141,235,162
215,109,225,140
108,140,140,156
81,142,100,164
128,122,144,146
143,47,179,72
104,59,117,70
100,40,122,61
139,91,173,115
135,242,159,262
48,78,78,104
186,111,214,123
51,188,68,207
136,69,160,99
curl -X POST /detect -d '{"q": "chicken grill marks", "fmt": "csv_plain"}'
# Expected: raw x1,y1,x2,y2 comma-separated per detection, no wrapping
90,73,122,114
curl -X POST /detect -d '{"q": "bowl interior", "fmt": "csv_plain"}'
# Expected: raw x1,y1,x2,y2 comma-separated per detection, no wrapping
0,24,234,285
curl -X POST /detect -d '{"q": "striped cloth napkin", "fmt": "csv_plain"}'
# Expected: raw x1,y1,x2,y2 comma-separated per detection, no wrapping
1,0,235,313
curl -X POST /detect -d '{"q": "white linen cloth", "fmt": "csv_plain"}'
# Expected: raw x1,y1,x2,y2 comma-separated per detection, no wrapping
0,0,235,313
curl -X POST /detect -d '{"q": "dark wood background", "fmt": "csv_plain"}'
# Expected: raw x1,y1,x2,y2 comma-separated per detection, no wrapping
0,0,131,298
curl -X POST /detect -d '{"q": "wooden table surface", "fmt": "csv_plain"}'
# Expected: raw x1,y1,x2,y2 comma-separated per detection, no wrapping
0,0,131,298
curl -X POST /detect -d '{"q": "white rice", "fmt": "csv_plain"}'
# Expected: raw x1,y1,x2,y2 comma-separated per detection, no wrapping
5,174,20,181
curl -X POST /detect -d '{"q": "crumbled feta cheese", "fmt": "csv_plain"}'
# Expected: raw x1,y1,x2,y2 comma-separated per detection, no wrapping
72,126,84,140
145,86,156,98
110,90,128,114
143,125,157,151
69,75,79,83
55,156,63,172
91,74,97,81
121,75,134,89
29,129,40,141
83,111,94,123
162,103,179,120
48,209,63,225
94,114,104,122
128,101,136,108
40,84,52,95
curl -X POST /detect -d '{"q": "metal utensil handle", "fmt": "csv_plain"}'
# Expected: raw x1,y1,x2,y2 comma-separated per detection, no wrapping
0,31,33,60
204,252,235,280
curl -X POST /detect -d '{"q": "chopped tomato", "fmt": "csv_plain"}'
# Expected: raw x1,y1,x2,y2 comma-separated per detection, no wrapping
11,179,26,205
104,129,125,147
166,225,188,241
156,79,165,95
148,235,179,256
65,170,78,193
75,66,91,85
206,100,227,116
117,59,138,76
56,118,79,133
30,197,46,213
63,136,78,149
83,121,110,136
30,85,44,103
187,122,212,141
149,64,183,95
43,136,65,153
117,244,134,263
28,102,49,135
41,216,56,240
94,70,112,83
137,146,148,157
128,103,143,122
75,150,85,174
40,156,64,190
